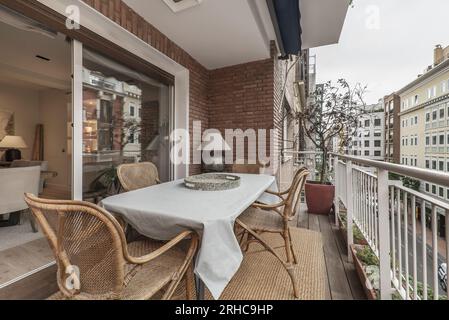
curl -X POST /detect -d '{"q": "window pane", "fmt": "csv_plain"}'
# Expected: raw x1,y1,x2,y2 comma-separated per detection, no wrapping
82,49,173,203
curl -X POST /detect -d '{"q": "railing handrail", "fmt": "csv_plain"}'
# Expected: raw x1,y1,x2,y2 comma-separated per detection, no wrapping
389,180,449,211
331,152,449,188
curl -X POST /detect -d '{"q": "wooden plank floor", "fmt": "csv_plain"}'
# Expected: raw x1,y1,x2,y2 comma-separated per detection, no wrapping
297,209,366,300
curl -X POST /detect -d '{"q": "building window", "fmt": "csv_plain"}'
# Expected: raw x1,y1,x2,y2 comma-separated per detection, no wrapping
414,137,418,145
432,135,437,145
364,140,370,147
432,160,437,170
425,183,430,192
374,151,381,157
425,160,430,169
414,115,418,124
374,140,381,147
426,135,430,146
426,112,430,123
439,160,445,171
440,108,445,119
432,110,438,121
439,187,444,198
129,132,135,144
374,130,381,137
364,119,370,127
364,150,370,156
440,134,445,145
374,119,381,126
432,185,437,194
129,105,135,117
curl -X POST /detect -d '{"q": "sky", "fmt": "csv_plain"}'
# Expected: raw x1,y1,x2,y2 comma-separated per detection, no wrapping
311,0,449,105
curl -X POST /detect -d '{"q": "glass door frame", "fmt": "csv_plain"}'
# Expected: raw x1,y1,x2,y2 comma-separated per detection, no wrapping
71,41,177,200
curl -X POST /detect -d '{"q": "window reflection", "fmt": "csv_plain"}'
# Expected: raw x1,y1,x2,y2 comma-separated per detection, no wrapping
82,49,173,203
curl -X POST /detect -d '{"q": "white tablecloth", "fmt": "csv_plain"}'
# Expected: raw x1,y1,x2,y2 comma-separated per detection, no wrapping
100,173,277,299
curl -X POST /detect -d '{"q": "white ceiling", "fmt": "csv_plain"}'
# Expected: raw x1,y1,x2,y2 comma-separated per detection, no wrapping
123,0,349,69
0,21,71,90
300,0,350,49
123,0,275,70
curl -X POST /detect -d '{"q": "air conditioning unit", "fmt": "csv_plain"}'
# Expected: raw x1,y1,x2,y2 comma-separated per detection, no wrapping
163,0,203,13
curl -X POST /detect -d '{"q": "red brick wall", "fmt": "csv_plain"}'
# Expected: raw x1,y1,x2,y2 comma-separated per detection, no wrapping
208,58,275,164
83,0,209,175
83,0,280,175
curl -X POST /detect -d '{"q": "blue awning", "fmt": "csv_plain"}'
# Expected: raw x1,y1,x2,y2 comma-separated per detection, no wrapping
267,0,302,58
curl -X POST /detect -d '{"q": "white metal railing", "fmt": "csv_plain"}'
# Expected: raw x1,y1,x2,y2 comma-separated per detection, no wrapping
331,153,449,300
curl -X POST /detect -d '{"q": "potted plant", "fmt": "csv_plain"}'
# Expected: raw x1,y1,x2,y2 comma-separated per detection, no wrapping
351,244,379,300
338,213,368,246
297,80,366,214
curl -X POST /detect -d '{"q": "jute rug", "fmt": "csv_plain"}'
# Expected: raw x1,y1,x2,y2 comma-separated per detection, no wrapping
200,227,326,300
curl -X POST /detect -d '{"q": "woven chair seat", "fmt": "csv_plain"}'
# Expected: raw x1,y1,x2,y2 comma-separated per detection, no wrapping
239,207,284,233
122,238,187,300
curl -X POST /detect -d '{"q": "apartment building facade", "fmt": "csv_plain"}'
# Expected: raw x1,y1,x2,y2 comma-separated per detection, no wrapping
349,101,385,160
384,93,401,163
398,45,449,202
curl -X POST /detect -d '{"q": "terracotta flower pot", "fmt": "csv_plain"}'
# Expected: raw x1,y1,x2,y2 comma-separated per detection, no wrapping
305,181,335,215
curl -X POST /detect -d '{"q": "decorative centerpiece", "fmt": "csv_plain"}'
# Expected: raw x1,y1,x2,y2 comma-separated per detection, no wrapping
184,173,241,191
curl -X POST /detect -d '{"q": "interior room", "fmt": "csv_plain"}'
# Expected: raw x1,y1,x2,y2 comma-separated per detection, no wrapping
0,11,71,285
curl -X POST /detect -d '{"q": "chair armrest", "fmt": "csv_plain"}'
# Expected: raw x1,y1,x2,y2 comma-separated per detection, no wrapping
263,190,289,201
251,200,285,210
265,189,289,196
124,230,196,265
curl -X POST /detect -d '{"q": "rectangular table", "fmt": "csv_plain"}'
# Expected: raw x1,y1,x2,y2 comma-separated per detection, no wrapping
100,173,277,299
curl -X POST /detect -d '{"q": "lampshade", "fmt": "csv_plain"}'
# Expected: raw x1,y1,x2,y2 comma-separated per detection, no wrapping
0,135,28,149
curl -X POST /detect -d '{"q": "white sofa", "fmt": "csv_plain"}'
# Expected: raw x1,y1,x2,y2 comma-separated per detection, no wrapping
0,166,40,230
10,160,48,193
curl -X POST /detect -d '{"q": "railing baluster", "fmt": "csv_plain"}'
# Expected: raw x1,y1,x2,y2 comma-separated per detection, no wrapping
378,168,391,300
432,205,438,300
374,179,379,254
397,188,403,292
333,156,340,227
411,195,418,300
421,200,428,300
346,160,354,262
391,186,396,282
404,192,409,299
446,209,449,300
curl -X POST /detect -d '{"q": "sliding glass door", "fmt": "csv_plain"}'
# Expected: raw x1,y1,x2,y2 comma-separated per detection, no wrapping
80,48,174,203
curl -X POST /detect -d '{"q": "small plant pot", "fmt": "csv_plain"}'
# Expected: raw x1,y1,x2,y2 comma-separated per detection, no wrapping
305,181,335,215
350,245,378,300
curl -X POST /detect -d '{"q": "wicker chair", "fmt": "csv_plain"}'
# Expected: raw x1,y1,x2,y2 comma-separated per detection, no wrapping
117,162,160,192
24,194,198,300
236,167,309,298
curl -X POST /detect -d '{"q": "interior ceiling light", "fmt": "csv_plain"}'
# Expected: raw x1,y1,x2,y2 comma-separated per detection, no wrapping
0,4,57,38
162,0,203,13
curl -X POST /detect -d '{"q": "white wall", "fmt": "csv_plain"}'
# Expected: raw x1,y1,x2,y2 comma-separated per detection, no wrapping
0,83,40,160
39,89,70,190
